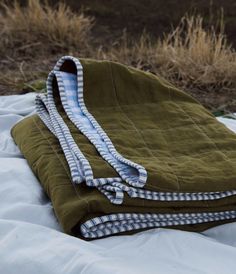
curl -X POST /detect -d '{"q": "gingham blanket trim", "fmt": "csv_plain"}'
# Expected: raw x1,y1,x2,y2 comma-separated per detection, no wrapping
53,56,148,189
35,55,236,206
36,81,125,204
80,210,236,238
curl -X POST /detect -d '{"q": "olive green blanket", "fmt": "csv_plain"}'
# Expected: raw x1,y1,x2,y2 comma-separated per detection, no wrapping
11,56,236,239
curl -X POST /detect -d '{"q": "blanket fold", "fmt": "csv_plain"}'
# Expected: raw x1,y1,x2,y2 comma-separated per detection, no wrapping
11,56,236,239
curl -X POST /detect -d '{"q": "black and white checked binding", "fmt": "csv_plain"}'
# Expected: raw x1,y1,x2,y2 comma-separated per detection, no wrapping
35,56,236,238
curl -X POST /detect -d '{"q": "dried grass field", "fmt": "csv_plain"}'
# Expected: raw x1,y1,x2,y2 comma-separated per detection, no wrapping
1,0,236,113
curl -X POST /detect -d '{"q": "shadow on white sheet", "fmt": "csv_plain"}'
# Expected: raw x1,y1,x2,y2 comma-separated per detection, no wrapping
1,93,236,274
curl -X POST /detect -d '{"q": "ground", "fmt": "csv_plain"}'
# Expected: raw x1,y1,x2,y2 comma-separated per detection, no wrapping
1,0,236,113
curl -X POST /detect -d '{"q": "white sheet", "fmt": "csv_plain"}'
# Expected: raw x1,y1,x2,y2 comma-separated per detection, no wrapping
1,93,236,274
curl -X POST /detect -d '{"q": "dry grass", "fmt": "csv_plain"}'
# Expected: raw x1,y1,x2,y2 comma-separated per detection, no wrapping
0,56,49,93
98,15,236,96
1,1,236,110
0,0,93,57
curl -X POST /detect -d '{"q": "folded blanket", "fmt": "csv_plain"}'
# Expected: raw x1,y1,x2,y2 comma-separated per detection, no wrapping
11,56,236,239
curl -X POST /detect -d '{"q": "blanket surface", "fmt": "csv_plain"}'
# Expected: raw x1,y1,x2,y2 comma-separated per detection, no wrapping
11,56,236,239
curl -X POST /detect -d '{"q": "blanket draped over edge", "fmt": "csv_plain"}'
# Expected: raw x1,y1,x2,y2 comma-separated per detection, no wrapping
11,56,236,239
